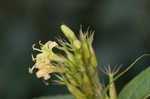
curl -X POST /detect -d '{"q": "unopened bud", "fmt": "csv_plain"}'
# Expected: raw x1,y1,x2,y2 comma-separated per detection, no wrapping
89,47,97,67
87,37,97,67
82,40,90,60
73,40,81,49
61,24,77,41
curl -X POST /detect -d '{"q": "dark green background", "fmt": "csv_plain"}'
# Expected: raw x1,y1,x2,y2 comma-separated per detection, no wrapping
0,0,150,99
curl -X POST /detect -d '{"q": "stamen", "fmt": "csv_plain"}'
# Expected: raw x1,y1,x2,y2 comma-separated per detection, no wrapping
29,65,35,74
102,65,122,76
39,40,43,49
32,44,42,52
32,54,36,61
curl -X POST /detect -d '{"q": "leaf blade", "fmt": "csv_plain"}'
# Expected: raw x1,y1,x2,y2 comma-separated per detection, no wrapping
118,67,150,99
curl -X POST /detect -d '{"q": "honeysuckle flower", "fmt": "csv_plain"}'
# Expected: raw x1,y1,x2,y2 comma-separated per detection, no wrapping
29,41,65,80
36,64,56,80
36,67,52,80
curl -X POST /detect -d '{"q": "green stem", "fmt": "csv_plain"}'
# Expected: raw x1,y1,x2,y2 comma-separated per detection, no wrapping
109,74,117,99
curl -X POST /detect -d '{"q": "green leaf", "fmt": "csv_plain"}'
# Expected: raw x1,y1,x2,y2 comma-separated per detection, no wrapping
34,94,75,99
118,67,150,99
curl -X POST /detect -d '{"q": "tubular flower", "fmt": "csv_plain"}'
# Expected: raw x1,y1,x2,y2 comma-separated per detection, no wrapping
29,41,65,80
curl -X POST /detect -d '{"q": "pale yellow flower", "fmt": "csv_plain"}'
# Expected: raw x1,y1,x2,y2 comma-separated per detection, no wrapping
29,41,65,80
36,64,56,80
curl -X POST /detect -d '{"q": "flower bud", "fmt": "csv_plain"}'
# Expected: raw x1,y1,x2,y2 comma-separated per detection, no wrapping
61,24,77,41
87,36,97,67
89,47,97,67
82,40,90,60
73,40,81,49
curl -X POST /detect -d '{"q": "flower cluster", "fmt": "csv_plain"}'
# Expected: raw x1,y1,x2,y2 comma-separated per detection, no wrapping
29,41,64,80
29,24,103,99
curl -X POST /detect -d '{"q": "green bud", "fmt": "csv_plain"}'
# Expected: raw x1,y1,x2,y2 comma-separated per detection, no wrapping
73,40,81,49
89,47,97,67
87,34,97,67
79,28,90,60
61,24,77,41
81,40,90,60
